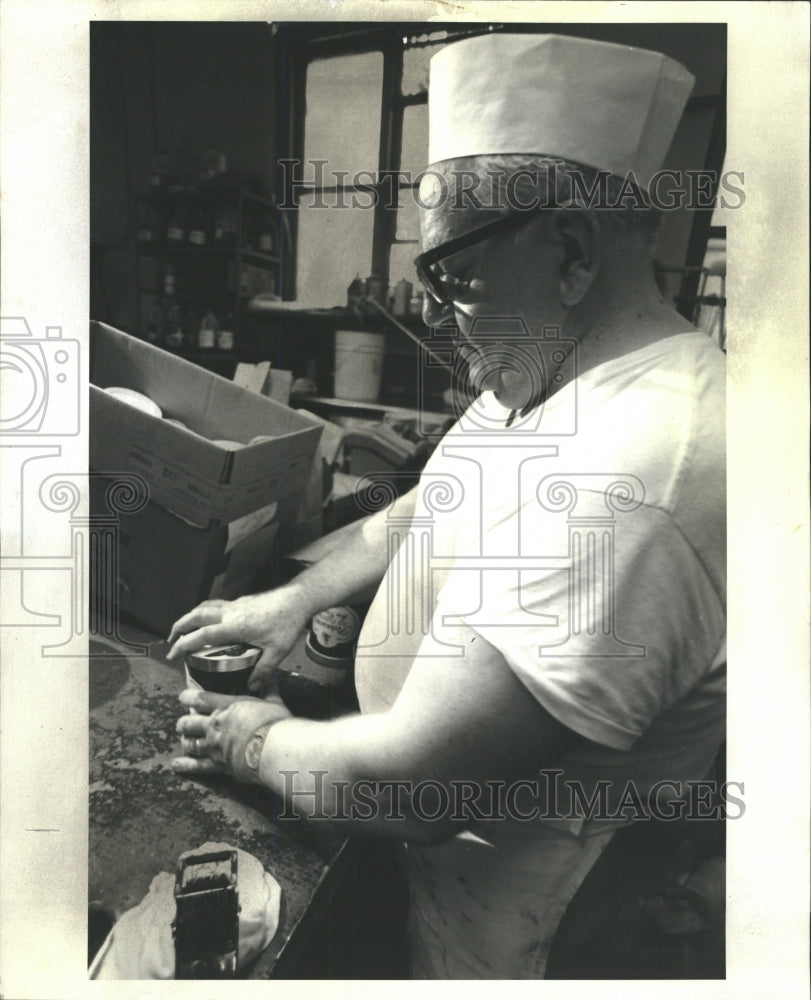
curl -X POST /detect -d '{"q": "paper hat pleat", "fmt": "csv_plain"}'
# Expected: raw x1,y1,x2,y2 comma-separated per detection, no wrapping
428,34,695,189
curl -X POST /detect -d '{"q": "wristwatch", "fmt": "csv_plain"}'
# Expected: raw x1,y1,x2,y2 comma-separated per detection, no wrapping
244,723,272,773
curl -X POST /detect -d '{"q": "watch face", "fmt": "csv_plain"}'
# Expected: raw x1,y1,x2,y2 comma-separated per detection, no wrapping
245,733,264,771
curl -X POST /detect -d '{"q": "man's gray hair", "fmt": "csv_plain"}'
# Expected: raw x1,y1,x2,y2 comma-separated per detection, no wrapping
434,154,663,252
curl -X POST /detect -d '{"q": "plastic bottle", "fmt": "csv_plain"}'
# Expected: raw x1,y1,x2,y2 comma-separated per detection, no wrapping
365,274,388,307
347,274,363,309
393,277,413,315
198,309,219,350
217,313,235,352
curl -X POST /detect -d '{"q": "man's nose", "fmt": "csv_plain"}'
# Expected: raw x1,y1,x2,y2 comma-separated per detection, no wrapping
422,293,455,327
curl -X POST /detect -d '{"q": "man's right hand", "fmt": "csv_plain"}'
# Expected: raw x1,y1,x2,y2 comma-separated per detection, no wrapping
166,587,310,695
165,489,417,695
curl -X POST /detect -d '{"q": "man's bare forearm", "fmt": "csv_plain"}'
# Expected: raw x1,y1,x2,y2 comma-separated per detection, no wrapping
282,486,417,620
257,711,456,843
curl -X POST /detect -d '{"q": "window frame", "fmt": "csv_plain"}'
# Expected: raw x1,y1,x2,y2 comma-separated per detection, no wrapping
279,22,727,318
279,24,496,301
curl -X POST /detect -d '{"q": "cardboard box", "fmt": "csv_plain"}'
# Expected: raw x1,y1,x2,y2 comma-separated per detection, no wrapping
89,322,322,527
90,475,281,636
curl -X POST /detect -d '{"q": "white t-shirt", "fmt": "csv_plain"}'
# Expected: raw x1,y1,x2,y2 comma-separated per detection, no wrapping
355,330,725,978
357,331,726,821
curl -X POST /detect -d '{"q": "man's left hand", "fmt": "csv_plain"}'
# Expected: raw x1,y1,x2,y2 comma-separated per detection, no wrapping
173,689,291,785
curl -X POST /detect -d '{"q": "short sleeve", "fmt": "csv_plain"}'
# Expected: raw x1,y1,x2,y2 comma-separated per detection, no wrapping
435,503,725,750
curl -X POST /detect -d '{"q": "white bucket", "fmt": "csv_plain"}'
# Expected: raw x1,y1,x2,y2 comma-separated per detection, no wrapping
333,330,386,402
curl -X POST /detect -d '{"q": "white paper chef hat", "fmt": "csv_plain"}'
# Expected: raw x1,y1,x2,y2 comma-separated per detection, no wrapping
428,33,695,189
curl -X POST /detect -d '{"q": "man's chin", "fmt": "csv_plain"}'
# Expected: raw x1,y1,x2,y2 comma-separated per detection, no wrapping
472,369,534,409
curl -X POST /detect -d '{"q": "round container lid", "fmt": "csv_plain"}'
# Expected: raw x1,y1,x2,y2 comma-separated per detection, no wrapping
212,439,245,450
104,386,162,418
185,643,262,673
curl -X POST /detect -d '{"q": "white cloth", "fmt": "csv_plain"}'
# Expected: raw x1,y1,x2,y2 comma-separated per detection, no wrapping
92,842,281,980
356,330,726,977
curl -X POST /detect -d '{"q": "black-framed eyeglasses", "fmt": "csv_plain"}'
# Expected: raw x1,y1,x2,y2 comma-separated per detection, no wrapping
413,209,543,308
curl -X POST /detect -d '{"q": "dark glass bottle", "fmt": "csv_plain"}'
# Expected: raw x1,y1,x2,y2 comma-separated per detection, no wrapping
163,296,183,347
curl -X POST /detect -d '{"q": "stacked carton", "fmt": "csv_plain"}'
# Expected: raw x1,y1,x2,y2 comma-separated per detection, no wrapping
89,321,322,634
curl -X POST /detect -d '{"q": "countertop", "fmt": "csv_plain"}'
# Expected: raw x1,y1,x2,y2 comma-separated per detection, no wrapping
88,625,348,979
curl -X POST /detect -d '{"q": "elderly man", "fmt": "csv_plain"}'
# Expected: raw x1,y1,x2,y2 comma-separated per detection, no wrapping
167,34,725,978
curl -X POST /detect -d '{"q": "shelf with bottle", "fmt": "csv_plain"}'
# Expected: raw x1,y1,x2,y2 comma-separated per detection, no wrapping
140,175,269,206
137,287,259,308
141,292,239,354
140,259,276,300
137,245,279,266
160,343,240,380
136,232,277,361
136,188,280,260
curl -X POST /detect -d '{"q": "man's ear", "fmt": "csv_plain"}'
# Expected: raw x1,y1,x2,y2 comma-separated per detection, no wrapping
553,209,601,306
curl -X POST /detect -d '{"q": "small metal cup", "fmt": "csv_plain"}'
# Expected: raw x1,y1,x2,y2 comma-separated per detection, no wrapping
184,644,262,695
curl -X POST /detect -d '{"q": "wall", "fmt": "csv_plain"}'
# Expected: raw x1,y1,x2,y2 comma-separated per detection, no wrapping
90,21,278,333
91,21,726,346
